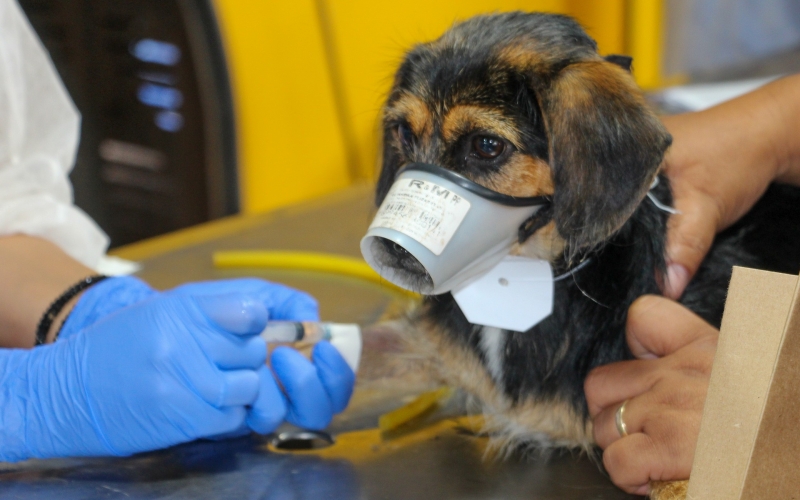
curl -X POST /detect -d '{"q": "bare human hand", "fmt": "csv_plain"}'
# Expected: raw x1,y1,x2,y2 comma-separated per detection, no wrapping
584,295,718,496
661,74,800,299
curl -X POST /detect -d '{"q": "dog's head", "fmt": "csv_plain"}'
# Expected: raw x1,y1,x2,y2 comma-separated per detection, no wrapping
374,12,671,282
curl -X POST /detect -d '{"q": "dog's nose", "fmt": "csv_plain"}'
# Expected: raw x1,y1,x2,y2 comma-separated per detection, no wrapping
389,240,411,258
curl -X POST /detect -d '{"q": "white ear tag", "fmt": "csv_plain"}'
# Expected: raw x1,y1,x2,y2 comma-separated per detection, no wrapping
451,255,554,332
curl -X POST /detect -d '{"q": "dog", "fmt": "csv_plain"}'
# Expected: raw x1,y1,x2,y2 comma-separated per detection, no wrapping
369,11,800,500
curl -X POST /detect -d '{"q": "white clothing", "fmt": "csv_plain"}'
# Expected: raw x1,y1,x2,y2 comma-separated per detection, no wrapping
0,0,108,268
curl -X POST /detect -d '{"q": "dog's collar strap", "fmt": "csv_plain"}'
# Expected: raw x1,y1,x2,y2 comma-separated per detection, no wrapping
647,176,680,215
553,257,592,282
517,204,553,243
397,163,551,207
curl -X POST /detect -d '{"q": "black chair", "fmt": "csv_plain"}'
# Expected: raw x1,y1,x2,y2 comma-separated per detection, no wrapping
20,0,238,247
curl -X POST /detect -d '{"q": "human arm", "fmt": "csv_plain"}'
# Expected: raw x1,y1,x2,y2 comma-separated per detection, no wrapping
0,234,354,460
0,0,112,347
584,296,717,495
663,73,800,298
0,235,98,347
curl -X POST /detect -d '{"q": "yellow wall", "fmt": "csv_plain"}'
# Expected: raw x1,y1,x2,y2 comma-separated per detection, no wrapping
214,0,663,215
212,1,352,215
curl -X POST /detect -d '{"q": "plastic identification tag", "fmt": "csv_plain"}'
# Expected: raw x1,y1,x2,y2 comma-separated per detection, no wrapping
451,255,554,332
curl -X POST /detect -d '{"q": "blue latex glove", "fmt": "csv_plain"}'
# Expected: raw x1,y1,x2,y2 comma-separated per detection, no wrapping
170,278,319,322
59,277,319,340
0,283,355,461
169,280,354,429
58,276,156,340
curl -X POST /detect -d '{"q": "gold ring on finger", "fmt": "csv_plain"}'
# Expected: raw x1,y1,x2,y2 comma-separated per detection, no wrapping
615,399,630,438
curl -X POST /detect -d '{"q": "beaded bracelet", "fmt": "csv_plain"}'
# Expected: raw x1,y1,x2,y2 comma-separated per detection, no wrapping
35,275,108,346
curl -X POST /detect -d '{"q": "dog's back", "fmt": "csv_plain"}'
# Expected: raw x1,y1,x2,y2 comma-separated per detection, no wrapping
683,185,800,326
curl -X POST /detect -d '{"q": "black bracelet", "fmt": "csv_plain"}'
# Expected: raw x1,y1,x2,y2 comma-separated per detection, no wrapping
35,275,108,346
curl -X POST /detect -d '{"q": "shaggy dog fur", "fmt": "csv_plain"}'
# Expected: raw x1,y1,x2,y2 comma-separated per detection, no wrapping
370,11,800,500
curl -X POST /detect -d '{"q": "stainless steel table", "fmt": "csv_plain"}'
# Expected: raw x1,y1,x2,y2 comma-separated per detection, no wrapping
0,186,640,499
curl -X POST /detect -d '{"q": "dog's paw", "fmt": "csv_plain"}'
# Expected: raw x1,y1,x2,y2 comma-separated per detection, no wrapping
649,480,688,500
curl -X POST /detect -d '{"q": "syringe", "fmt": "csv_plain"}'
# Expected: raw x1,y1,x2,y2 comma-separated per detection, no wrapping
259,321,362,372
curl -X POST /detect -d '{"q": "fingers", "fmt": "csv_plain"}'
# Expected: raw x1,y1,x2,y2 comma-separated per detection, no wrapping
594,398,641,450
271,347,333,430
193,368,260,408
199,334,267,371
663,194,720,299
194,293,269,335
603,433,662,494
313,341,356,413
174,278,319,322
584,359,656,417
189,292,269,369
602,420,696,495
247,365,288,434
192,406,250,438
245,343,354,434
626,296,718,359
263,286,319,322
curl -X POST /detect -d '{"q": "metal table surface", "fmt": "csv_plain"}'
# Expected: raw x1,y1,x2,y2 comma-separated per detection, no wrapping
0,185,640,500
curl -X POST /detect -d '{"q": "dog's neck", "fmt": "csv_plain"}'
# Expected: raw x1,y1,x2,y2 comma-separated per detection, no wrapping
556,174,672,294
421,176,673,412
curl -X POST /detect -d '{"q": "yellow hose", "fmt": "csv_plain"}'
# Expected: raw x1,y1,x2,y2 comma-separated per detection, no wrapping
213,250,419,298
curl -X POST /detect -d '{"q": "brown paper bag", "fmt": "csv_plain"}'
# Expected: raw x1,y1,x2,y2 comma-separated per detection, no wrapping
687,266,800,499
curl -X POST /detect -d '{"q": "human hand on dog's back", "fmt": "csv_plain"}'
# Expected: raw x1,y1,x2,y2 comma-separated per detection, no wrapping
0,287,354,462
584,295,718,495
662,74,800,299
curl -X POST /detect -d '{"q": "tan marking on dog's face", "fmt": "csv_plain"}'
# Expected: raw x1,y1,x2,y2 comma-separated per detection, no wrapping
511,221,565,261
482,152,553,197
442,105,523,149
385,93,433,140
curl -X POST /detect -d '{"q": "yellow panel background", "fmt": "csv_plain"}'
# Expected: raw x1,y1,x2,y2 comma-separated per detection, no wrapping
213,1,351,214
213,0,661,215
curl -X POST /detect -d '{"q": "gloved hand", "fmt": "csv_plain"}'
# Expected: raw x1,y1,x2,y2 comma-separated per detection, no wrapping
57,275,156,340
61,276,353,429
59,277,319,340
174,280,354,431
0,290,353,462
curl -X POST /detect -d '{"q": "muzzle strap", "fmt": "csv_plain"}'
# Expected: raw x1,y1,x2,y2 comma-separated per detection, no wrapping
517,203,553,243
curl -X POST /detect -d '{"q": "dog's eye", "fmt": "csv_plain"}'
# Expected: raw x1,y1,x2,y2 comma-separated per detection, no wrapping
397,123,414,148
472,136,505,159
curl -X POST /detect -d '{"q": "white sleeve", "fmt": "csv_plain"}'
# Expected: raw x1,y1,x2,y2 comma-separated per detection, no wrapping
0,0,109,269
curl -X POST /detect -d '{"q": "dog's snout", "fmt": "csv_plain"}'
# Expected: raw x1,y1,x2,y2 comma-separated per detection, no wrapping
374,236,418,265
371,237,434,293
389,240,411,258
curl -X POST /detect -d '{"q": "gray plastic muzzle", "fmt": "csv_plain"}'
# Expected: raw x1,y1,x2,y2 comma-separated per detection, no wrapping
361,164,549,294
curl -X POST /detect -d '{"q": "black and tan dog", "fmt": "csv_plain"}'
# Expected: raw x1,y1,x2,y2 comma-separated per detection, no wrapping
370,11,800,500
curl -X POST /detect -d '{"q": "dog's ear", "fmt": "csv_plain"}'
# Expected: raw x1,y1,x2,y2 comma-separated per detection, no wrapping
539,60,671,250
604,54,632,72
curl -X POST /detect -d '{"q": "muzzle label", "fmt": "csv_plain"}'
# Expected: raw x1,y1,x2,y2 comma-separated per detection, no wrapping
370,178,471,255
